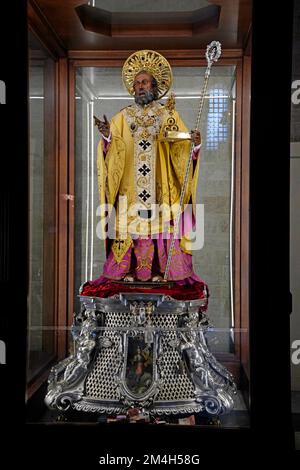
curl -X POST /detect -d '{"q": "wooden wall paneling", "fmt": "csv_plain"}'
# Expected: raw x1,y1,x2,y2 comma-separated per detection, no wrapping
27,28,64,399
68,60,76,346
28,0,66,59
67,49,244,61
42,57,57,356
244,28,252,57
32,0,252,51
56,58,69,359
68,58,243,73
27,46,60,400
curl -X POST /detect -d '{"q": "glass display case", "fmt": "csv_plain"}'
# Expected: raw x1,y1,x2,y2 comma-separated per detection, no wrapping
51,61,250,426
27,30,57,389
20,0,294,453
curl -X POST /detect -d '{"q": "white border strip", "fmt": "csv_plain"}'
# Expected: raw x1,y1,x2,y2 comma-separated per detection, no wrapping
90,101,95,280
229,98,236,329
85,101,90,281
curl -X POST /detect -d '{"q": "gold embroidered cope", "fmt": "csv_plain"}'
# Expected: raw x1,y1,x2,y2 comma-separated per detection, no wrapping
96,99,200,263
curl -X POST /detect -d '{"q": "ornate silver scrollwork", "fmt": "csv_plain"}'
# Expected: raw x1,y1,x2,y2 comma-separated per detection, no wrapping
114,300,161,408
45,292,237,417
45,308,101,410
176,311,236,414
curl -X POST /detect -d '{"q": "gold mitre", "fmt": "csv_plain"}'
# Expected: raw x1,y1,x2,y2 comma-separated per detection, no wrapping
122,50,173,99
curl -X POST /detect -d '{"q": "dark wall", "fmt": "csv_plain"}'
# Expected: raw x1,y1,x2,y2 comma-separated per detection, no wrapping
291,0,300,142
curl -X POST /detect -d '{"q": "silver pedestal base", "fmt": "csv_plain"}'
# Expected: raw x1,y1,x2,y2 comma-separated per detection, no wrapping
45,293,236,416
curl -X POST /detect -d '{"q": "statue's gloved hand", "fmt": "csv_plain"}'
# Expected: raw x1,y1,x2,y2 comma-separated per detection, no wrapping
94,114,110,138
191,130,201,146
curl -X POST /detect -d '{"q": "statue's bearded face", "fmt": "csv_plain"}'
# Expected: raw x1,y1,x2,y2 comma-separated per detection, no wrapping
133,72,156,105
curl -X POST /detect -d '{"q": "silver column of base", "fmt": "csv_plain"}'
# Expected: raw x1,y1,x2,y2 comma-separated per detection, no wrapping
45,293,236,417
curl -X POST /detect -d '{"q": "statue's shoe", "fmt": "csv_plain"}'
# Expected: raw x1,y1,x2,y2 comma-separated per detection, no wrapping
151,275,164,282
123,274,135,282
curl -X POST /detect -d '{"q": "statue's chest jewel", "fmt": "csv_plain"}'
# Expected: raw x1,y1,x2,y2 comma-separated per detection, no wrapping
124,103,163,137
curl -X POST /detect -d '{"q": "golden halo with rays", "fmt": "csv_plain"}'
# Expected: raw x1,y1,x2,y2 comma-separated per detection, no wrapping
122,50,173,100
